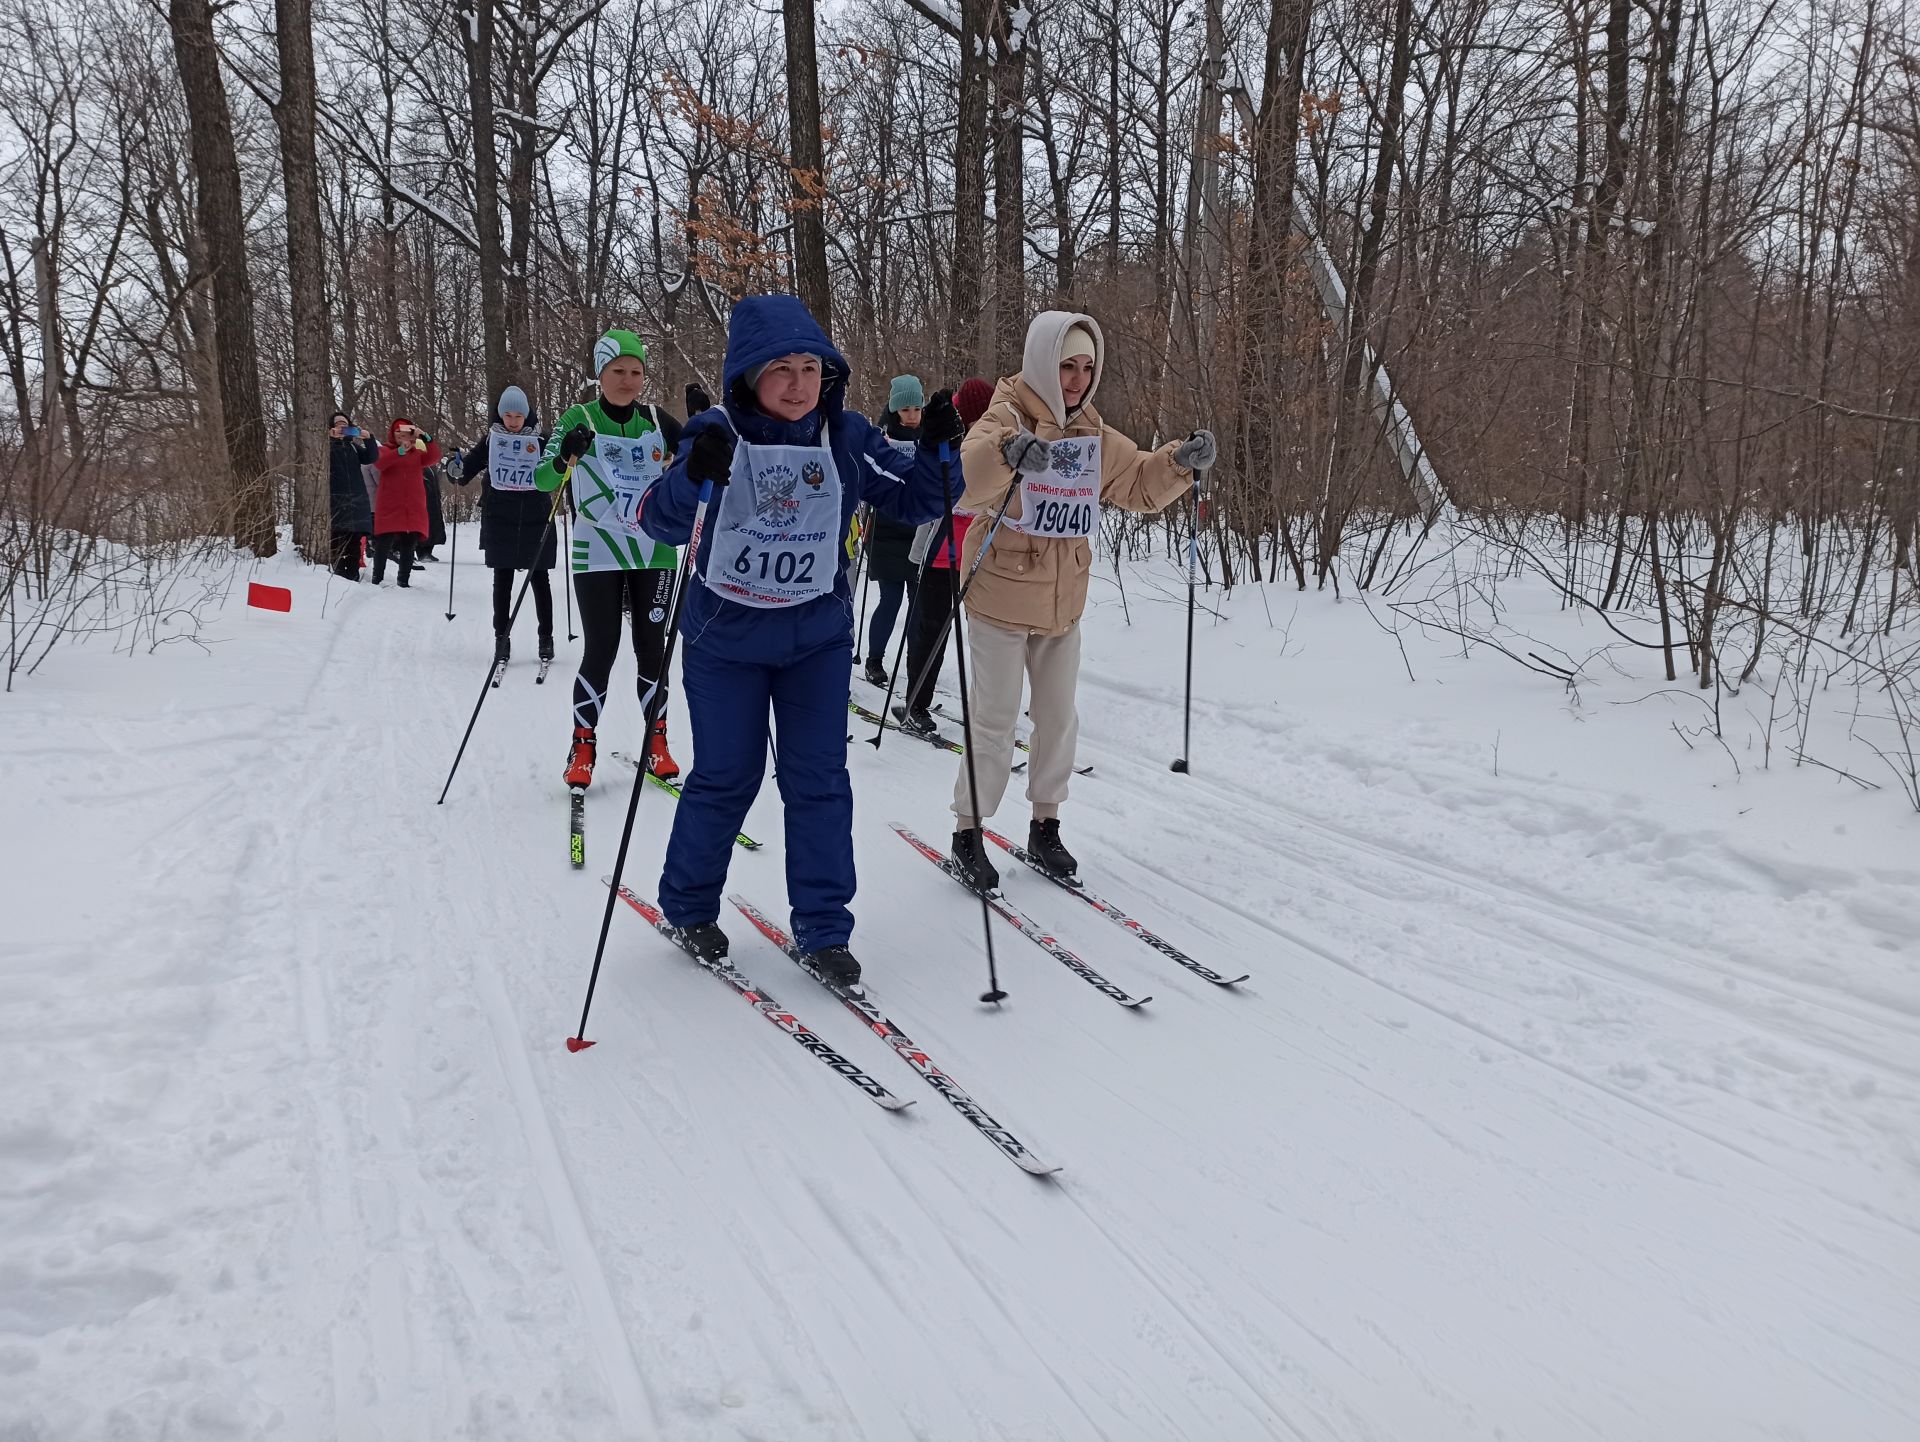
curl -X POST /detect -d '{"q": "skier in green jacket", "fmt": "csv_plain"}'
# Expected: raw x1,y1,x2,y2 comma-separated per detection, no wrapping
537,328,685,787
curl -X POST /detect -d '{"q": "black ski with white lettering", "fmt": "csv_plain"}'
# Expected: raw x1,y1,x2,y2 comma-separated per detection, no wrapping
849,700,963,754
536,658,553,685
891,823,1151,1009
489,660,507,689
607,752,762,850
729,895,1059,1176
983,829,1248,986
607,881,913,1112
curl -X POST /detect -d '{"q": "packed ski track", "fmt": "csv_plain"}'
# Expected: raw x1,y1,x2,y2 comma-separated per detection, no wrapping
4,549,1917,1441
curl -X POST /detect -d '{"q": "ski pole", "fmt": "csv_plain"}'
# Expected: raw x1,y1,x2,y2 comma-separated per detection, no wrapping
570,480,714,1051
929,444,1006,1005
1170,468,1205,774
437,487,566,805
851,502,874,665
868,473,1019,749
445,513,458,621
560,510,576,641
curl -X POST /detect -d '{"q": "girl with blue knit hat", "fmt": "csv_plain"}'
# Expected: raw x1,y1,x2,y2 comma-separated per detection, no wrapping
455,382,557,666
635,296,957,989
536,329,686,785
856,374,926,686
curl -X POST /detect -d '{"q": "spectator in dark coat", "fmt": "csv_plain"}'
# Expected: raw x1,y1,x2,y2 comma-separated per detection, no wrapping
328,410,378,580
455,385,559,662
418,459,448,561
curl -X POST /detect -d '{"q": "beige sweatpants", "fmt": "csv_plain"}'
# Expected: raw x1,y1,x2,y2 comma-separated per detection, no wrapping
951,614,1082,828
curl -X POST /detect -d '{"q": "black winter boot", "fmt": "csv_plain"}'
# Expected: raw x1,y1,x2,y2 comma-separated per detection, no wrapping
493,634,511,665
538,633,555,662
1028,818,1078,880
804,945,862,990
672,922,730,963
950,827,1000,894
892,703,936,736
863,657,888,687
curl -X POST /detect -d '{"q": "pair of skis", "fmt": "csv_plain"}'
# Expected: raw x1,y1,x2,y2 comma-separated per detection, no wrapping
607,881,1059,1177
570,753,764,871
893,824,1250,1002
849,700,1092,776
492,657,555,688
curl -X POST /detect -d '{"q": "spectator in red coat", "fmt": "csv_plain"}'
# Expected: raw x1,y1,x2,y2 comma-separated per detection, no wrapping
371,417,443,587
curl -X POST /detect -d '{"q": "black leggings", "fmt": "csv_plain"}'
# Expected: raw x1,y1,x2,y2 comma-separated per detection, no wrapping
491,566,554,639
573,568,674,732
370,534,415,584
904,567,957,714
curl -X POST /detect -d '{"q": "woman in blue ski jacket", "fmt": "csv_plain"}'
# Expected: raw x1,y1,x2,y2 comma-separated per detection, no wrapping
637,294,958,988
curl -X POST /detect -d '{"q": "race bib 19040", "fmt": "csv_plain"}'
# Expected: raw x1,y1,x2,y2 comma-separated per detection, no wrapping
1007,435,1101,538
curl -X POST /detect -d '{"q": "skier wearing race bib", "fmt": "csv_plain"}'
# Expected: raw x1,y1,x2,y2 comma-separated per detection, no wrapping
946,310,1216,892
455,385,558,666
635,294,952,988
535,330,686,785
858,374,926,687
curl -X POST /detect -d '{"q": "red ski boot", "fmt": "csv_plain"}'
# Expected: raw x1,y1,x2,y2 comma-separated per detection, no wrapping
646,720,680,780
564,727,597,788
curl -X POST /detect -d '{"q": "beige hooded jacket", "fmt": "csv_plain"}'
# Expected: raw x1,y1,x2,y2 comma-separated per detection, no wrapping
955,312,1191,636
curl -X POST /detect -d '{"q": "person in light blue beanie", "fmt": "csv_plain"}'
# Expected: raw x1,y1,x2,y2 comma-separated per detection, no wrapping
453,382,558,665
858,376,927,685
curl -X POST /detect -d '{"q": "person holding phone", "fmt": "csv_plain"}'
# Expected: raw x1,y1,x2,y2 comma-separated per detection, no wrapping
371,417,443,587
328,410,377,580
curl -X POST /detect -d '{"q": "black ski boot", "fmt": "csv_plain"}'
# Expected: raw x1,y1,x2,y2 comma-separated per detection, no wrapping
804,945,862,990
892,703,936,736
863,657,888,687
538,633,555,663
493,634,511,665
950,827,1000,894
1028,818,1078,880
672,922,730,963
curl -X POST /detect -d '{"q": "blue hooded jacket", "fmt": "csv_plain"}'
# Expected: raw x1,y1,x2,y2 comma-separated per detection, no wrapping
639,294,948,666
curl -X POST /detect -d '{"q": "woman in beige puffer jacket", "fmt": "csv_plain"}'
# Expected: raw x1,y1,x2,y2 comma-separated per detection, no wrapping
947,309,1216,889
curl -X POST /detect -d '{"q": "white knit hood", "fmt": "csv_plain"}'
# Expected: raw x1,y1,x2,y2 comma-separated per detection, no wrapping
1019,310,1106,429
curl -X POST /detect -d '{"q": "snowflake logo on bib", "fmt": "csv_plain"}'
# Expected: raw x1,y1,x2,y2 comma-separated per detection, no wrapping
751,464,800,527
1051,441,1089,479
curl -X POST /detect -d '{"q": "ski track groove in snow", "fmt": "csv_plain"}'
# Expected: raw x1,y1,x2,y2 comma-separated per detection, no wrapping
6,555,1918,1441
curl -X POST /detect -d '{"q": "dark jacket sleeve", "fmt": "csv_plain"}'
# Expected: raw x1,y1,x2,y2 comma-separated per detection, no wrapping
459,436,489,485
356,438,379,466
844,412,943,526
637,409,723,545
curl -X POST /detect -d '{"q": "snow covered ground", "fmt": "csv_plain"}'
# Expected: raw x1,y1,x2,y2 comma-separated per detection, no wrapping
3,535,1917,1441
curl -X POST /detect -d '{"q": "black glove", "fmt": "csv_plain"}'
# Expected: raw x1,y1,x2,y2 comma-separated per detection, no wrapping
685,382,712,417
688,427,735,488
558,423,594,466
921,389,963,446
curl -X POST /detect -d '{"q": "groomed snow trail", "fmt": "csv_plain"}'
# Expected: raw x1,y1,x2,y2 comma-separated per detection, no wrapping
3,552,1916,1441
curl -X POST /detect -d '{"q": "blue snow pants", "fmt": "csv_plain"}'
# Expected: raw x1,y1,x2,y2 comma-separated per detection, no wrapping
658,639,857,953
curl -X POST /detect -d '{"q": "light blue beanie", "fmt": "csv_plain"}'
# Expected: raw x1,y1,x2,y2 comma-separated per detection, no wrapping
888,375,925,412
498,385,529,417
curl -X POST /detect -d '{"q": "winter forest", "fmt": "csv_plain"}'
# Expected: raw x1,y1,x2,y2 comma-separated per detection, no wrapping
4,0,1916,689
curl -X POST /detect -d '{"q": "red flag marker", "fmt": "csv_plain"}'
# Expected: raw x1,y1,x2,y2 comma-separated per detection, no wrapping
248,582,293,613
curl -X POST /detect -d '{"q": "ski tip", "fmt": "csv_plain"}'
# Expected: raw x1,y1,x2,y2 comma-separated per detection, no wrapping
565,1036,595,1052
1123,995,1155,1009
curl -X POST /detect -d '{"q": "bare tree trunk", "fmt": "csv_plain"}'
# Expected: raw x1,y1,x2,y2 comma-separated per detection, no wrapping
274,0,330,563
782,0,832,328
458,0,509,398
949,0,990,377
1241,0,1311,588
168,0,275,556
992,0,1027,374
